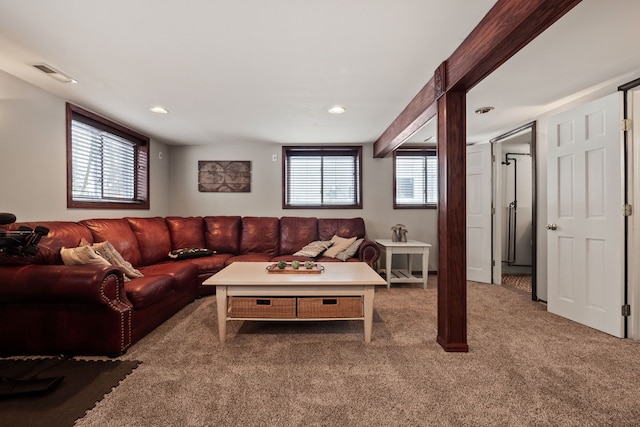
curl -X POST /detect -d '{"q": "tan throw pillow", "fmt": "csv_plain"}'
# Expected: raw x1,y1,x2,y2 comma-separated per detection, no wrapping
323,235,357,258
60,245,111,267
293,241,333,258
91,241,144,280
335,238,364,262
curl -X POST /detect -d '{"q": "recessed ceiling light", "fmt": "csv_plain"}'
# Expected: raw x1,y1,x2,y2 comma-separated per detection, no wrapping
328,105,346,115
150,106,169,114
475,106,494,115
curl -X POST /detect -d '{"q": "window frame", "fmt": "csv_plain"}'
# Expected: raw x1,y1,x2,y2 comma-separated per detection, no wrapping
393,146,438,209
282,145,363,209
66,103,150,209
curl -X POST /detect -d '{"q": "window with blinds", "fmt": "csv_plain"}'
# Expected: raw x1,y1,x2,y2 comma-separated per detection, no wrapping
66,103,149,209
393,148,437,208
283,146,362,209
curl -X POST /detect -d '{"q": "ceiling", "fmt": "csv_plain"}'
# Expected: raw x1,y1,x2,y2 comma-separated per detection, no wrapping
0,0,638,149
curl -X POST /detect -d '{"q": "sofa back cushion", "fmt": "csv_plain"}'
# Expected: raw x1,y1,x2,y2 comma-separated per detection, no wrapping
5,221,94,265
204,216,241,254
79,218,143,267
240,217,279,256
126,217,172,265
166,216,206,250
318,218,366,241
279,216,318,255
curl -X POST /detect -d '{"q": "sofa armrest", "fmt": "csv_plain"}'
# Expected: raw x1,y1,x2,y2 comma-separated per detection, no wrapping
0,264,128,307
358,239,380,267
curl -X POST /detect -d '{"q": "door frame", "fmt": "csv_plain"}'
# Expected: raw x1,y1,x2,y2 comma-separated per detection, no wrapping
619,77,640,339
490,122,538,301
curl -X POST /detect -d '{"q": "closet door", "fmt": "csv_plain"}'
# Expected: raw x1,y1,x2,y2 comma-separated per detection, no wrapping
466,143,492,283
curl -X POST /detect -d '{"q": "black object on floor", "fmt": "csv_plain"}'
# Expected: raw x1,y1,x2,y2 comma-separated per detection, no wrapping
0,375,64,398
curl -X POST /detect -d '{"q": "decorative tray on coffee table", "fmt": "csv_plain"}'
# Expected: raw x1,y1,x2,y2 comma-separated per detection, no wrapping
266,263,324,274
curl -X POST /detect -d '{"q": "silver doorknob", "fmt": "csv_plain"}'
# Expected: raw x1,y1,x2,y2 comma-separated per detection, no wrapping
546,223,558,230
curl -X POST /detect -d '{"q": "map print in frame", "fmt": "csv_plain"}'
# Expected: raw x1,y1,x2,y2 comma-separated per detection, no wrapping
198,161,251,192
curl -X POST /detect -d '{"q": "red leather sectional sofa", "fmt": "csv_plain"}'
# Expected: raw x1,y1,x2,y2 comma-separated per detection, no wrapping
0,216,379,356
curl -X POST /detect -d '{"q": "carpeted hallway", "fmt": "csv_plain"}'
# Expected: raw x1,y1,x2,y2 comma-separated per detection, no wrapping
75,277,640,427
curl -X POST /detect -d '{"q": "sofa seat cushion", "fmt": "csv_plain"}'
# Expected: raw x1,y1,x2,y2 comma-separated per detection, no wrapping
124,275,174,309
316,256,360,263
138,262,198,290
225,254,273,265
164,254,231,276
185,253,232,275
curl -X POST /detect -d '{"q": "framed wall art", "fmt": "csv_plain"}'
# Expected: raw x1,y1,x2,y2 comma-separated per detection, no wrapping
198,160,251,192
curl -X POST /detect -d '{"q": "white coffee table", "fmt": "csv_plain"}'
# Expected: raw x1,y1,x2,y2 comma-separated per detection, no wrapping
374,239,432,289
203,262,387,343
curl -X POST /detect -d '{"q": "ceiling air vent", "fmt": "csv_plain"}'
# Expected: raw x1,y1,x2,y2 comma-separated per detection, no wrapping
32,63,77,83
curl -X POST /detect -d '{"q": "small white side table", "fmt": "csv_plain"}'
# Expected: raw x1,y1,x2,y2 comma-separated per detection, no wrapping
374,239,432,289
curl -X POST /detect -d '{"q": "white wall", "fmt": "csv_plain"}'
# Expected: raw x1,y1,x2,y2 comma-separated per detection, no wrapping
0,70,170,222
168,142,440,270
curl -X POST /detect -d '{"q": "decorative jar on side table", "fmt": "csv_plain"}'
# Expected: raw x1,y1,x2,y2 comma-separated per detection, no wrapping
374,239,432,289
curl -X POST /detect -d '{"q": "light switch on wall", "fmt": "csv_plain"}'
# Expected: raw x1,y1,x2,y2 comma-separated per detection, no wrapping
272,154,277,162
158,151,163,160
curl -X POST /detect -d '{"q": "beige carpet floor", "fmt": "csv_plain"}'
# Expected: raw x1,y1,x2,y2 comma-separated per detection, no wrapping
75,277,640,426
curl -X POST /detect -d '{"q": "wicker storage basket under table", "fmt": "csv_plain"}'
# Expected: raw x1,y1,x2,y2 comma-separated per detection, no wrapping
228,297,297,318
297,296,363,318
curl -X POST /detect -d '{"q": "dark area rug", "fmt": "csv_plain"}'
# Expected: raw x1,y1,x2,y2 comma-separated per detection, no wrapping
502,273,532,293
0,357,140,427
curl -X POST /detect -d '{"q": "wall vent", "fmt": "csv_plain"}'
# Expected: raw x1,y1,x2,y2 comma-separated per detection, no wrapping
32,63,77,83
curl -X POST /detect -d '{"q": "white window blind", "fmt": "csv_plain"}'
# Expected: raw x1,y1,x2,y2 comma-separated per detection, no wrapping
71,121,136,201
394,149,437,208
67,103,149,209
284,147,362,208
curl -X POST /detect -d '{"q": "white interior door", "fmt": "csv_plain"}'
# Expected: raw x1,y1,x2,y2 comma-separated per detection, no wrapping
547,92,624,337
467,143,492,283
492,142,503,284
